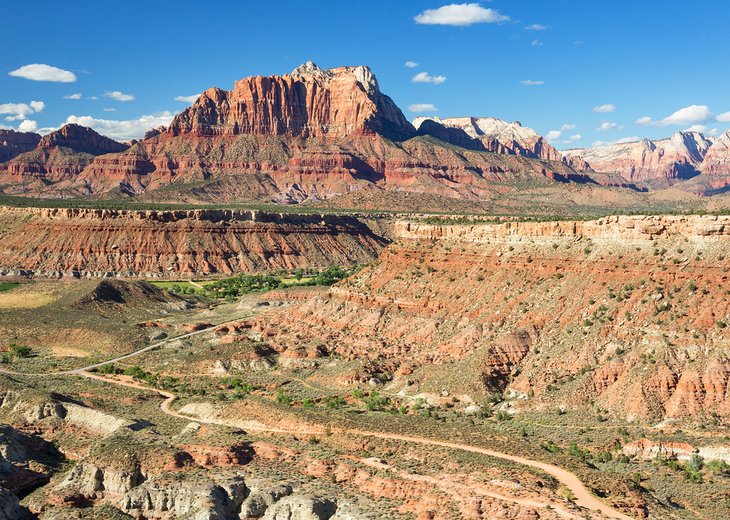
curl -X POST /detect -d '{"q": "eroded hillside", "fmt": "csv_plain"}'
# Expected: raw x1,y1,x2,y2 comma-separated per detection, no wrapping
243,215,730,421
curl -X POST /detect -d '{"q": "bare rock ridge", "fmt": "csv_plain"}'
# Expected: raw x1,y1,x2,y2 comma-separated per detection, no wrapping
414,116,562,162
38,123,129,155
2,124,128,179
563,131,720,184
169,61,415,141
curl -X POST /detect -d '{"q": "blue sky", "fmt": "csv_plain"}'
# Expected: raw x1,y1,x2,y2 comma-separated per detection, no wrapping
2,1,730,148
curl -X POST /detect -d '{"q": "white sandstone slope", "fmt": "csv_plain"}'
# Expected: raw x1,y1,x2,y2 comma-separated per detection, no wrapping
413,116,562,162
563,131,714,182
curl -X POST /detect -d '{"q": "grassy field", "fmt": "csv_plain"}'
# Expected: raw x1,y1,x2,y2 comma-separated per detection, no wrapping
0,283,19,293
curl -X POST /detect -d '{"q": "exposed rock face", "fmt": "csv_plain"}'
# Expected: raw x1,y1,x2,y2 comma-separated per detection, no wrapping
120,474,248,519
0,129,41,162
39,124,129,155
414,116,562,162
171,61,414,141
563,131,712,182
1,124,128,179
242,214,730,419
0,207,389,278
0,486,30,520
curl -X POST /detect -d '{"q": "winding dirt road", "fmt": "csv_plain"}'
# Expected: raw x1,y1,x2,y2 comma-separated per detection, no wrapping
77,371,633,520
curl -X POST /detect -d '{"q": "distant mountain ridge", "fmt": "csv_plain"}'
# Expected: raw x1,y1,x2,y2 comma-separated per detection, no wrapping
563,130,730,191
1,62,729,203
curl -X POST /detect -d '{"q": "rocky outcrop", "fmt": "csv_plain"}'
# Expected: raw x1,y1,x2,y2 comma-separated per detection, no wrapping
120,474,247,519
170,61,414,141
414,116,562,162
0,129,41,162
0,207,389,278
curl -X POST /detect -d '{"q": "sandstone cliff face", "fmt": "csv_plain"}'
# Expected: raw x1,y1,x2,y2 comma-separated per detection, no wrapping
39,124,129,155
243,214,730,420
0,129,41,162
0,207,389,278
170,61,414,141
563,132,712,183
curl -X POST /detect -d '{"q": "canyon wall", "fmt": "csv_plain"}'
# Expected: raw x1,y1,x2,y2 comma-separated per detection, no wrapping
0,206,389,278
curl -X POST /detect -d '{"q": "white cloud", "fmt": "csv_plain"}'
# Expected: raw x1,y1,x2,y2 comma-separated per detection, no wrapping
530,39,544,47
405,61,419,68
103,108,117,112
560,124,577,131
0,101,45,121
716,111,730,123
63,93,82,100
659,105,711,126
17,120,37,133
545,130,561,141
636,106,713,127
414,3,509,26
708,128,720,136
8,64,77,83
525,24,548,31
520,79,544,86
597,121,620,131
412,72,447,85
104,91,135,102
408,103,437,113
685,124,707,133
564,134,582,143
64,111,175,140
615,136,641,144
175,94,200,103
593,104,615,113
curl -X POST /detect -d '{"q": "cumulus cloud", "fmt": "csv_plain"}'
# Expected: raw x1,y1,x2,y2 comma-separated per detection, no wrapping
63,93,82,100
64,111,175,140
103,108,117,112
564,134,582,143
530,39,544,47
560,124,577,131
593,136,641,147
412,72,447,85
597,121,622,132
404,61,419,68
525,24,548,31
593,104,616,113
175,94,199,103
545,130,561,141
414,3,509,26
685,124,706,133
638,105,712,127
716,111,730,123
708,128,720,136
8,64,77,83
104,91,135,102
520,79,544,86
18,120,37,132
0,101,45,121
408,103,437,113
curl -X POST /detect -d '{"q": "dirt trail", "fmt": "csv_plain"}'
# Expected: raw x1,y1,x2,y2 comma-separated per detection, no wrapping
77,371,633,520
